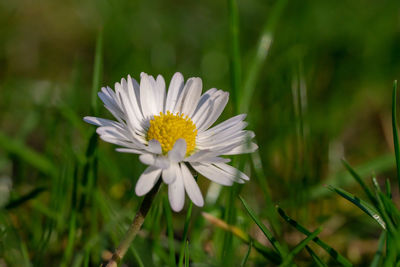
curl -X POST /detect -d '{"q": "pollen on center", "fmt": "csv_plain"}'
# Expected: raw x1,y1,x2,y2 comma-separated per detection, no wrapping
146,111,197,155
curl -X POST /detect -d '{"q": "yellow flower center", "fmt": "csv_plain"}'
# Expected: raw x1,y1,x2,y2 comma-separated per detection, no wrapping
147,111,197,155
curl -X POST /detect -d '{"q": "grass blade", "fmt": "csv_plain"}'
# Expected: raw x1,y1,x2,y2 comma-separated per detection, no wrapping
0,131,56,177
376,191,400,234
163,195,176,267
240,241,252,267
61,211,77,267
240,0,288,113
276,206,352,267
251,150,281,233
392,80,400,193
129,246,145,267
202,212,281,264
370,232,385,267
5,187,47,210
91,28,103,115
178,201,193,267
279,227,323,267
384,233,397,266
309,154,394,200
305,246,328,267
227,0,241,111
327,185,385,230
184,241,190,267
341,159,376,205
386,178,392,199
239,195,286,257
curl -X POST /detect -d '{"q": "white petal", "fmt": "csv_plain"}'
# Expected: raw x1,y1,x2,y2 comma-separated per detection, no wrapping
97,126,145,149
198,114,247,139
127,75,145,123
98,94,124,122
116,148,145,154
197,130,255,149
223,142,259,155
168,166,185,212
98,86,123,116
191,88,219,124
100,136,143,149
135,166,162,196
139,154,156,165
96,126,130,141
191,88,217,118
162,163,179,184
185,150,229,163
213,162,249,181
185,153,230,164
197,92,229,131
181,163,204,207
172,78,196,114
180,78,202,117
168,139,187,162
147,139,162,154
190,162,235,186
116,81,146,134
139,154,170,169
185,150,215,161
156,75,166,113
154,157,170,169
165,72,184,112
84,116,119,127
140,73,158,119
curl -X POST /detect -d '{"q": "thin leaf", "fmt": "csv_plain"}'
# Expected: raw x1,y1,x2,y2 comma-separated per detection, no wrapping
184,241,189,267
0,131,56,177
91,28,103,115
227,0,241,112
276,206,352,267
392,80,400,193
309,154,394,200
375,194,397,235
240,0,288,113
130,246,145,267
384,233,397,266
327,185,386,230
341,159,376,205
279,227,323,267
377,191,400,231
251,150,281,233
386,178,392,199
305,246,328,267
370,232,385,267
240,241,252,267
221,184,238,264
239,195,286,257
163,195,176,267
60,211,77,267
178,201,193,267
202,212,281,264
5,187,47,210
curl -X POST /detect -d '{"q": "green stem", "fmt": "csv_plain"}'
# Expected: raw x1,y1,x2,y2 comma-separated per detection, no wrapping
105,180,162,267
228,0,241,112
178,201,193,267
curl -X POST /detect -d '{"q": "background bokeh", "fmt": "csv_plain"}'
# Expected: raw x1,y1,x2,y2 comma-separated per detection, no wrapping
1,0,400,266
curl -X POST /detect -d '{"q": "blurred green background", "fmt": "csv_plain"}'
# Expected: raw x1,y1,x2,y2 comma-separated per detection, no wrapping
1,0,400,266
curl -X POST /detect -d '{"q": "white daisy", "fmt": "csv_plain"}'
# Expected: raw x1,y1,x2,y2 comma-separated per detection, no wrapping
84,72,258,212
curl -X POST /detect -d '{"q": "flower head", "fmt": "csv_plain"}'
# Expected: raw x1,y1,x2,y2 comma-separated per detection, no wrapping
84,72,258,212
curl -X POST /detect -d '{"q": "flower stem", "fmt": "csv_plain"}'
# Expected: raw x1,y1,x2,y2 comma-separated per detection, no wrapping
105,180,162,267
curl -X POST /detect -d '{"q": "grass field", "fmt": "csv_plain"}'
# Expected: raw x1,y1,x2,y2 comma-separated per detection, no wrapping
1,0,400,266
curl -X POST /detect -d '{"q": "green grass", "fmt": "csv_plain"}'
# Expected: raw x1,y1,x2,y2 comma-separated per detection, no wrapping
1,0,400,266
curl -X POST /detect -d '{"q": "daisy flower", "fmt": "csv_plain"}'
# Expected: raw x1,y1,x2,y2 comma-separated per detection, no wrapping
84,72,257,212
